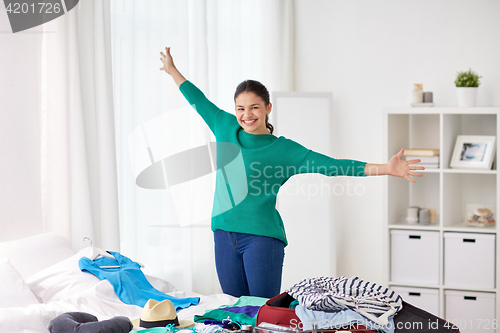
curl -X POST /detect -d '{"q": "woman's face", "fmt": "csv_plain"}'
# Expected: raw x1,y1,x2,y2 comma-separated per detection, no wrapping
235,91,272,135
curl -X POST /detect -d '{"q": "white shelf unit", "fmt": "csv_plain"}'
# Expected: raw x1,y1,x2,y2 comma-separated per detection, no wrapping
383,107,500,331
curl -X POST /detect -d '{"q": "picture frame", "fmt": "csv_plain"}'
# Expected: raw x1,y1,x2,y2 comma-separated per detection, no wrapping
450,135,496,169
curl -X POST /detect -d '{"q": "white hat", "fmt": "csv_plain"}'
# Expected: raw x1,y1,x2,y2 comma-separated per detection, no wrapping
132,299,194,329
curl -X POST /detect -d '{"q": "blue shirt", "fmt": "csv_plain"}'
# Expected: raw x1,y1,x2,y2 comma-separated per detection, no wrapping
79,251,200,309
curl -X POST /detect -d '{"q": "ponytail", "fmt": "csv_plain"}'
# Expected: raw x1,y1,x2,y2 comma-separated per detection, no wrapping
265,114,274,135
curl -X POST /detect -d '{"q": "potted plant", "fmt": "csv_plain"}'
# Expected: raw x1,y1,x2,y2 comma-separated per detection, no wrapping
455,68,482,107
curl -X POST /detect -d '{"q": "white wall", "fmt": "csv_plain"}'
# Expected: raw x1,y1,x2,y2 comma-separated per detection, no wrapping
0,11,43,241
294,0,500,284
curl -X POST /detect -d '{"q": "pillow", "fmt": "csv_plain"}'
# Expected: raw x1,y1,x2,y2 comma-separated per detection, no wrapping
146,274,177,294
26,247,100,303
0,258,40,308
26,247,177,303
0,232,75,279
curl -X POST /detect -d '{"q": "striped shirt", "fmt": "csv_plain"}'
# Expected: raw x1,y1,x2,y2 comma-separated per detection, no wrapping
286,276,402,326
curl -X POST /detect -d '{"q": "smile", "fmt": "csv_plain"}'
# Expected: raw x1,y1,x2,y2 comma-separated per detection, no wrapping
243,119,257,124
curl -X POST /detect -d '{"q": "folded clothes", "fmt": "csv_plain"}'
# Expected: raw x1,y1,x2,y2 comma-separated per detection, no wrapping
48,312,132,333
286,276,402,326
194,296,268,326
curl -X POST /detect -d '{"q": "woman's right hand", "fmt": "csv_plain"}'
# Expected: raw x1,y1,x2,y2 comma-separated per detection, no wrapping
160,47,176,75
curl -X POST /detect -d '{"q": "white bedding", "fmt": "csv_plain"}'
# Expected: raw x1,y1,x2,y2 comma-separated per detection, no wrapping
0,233,237,333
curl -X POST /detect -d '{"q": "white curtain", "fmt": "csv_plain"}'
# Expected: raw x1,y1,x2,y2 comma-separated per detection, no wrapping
40,1,120,252
111,0,294,294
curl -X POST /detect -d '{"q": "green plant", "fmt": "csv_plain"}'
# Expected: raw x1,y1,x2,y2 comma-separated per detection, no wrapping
455,68,482,87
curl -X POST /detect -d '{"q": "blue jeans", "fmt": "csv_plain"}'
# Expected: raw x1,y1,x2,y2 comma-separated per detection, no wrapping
214,230,285,298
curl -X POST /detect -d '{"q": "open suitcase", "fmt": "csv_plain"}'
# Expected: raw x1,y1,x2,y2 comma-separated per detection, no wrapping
393,301,460,333
256,292,375,332
256,292,460,333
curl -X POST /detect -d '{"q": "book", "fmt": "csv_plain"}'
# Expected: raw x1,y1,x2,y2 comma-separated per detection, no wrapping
402,148,439,157
403,156,439,163
417,163,439,169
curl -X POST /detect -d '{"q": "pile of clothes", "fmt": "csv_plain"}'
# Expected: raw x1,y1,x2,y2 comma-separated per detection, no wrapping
285,276,402,333
195,276,401,333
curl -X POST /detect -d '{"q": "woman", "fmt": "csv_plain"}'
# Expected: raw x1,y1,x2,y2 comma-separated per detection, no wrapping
159,47,424,298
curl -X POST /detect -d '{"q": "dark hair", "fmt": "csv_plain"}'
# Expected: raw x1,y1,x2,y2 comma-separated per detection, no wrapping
234,80,274,134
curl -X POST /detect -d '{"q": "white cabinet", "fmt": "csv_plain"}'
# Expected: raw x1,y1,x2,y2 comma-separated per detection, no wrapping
384,107,500,322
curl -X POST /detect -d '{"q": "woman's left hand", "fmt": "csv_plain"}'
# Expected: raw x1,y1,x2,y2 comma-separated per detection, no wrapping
386,148,425,183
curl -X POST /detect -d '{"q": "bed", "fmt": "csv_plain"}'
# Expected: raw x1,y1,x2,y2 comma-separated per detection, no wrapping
0,232,237,333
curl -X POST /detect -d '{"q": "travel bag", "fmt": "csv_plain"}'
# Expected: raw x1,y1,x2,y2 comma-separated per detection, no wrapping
255,292,372,332
256,292,301,328
256,293,460,333
393,301,460,333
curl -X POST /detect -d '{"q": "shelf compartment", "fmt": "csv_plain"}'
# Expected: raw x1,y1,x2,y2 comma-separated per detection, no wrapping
442,173,496,229
443,114,497,171
388,172,440,226
387,113,440,161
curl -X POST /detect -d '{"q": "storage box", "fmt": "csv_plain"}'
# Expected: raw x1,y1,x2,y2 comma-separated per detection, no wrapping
390,230,439,284
391,286,439,317
444,232,495,288
445,290,495,333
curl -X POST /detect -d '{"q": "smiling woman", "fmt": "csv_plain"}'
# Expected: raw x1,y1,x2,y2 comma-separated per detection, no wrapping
159,46,424,298
234,80,274,135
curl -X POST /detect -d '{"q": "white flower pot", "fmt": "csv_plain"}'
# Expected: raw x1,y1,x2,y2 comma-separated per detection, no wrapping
457,87,478,107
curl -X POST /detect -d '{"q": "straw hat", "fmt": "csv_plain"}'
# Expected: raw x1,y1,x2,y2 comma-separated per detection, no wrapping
132,299,194,329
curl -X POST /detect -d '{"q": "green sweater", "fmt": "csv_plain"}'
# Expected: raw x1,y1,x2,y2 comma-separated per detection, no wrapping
179,81,366,246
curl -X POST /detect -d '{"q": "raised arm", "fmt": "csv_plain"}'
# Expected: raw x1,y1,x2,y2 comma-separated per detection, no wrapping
160,47,221,133
160,47,186,87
